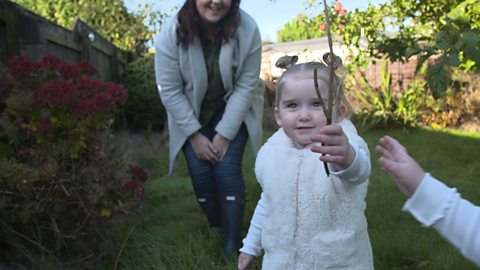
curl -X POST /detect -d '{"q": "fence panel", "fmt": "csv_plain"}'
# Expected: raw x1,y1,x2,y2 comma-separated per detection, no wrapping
0,0,134,82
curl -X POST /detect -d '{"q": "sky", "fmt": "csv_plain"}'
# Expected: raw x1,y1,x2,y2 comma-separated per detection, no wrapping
125,0,387,42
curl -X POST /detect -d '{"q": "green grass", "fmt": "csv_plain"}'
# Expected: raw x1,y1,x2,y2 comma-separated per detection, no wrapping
109,127,480,270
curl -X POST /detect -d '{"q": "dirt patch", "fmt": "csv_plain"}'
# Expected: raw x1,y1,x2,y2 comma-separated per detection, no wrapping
112,130,167,162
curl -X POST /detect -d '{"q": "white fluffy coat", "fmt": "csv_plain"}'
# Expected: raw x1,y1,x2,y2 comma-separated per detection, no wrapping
244,120,374,269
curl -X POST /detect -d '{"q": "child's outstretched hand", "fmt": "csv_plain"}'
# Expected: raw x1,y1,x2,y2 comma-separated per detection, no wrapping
238,252,255,270
310,124,355,171
376,136,425,197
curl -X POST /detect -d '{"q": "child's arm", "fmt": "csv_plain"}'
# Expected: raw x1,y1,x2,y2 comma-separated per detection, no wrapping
376,135,424,197
238,193,266,269
310,121,371,184
376,135,480,266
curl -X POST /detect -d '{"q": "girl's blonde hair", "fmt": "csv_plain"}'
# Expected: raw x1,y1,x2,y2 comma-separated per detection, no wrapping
274,56,352,120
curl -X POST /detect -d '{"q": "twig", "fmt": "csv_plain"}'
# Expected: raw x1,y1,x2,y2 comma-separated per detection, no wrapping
323,0,336,125
314,68,330,176
1,221,52,254
113,220,141,270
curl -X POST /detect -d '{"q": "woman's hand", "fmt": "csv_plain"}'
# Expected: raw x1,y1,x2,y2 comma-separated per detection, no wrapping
188,132,219,164
238,252,255,270
310,124,355,171
212,133,231,161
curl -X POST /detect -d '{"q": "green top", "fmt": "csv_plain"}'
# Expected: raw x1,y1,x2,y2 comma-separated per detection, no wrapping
199,38,226,126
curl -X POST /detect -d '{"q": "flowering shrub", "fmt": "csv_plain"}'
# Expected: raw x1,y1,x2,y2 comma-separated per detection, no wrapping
0,55,148,268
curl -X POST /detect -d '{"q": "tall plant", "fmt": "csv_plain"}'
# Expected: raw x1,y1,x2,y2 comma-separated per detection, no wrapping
346,58,396,128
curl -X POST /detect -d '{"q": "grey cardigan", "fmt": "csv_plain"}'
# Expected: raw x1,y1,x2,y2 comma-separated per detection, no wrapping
155,10,264,175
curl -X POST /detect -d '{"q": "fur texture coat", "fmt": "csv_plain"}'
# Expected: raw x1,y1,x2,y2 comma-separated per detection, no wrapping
247,120,374,269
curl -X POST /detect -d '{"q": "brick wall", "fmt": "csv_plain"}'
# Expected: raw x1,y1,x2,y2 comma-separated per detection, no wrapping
363,56,419,93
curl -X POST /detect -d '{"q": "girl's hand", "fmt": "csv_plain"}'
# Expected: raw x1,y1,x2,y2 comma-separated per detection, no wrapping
376,136,425,197
188,132,219,164
212,133,231,161
238,252,255,270
310,124,355,171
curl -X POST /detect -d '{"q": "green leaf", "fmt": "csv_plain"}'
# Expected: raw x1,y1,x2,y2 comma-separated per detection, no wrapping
448,2,470,25
453,39,465,51
473,2,480,15
442,53,461,67
426,64,450,99
435,31,451,50
415,54,429,74
422,46,436,55
405,44,421,58
463,46,480,63
460,31,480,45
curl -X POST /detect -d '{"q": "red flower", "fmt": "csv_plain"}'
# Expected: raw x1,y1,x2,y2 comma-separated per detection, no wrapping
122,179,145,197
129,166,149,183
34,80,75,107
6,55,37,80
39,54,62,71
78,61,97,76
123,179,140,191
58,62,81,80
334,2,342,13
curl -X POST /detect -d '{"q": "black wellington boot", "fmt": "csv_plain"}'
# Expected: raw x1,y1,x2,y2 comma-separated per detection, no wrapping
220,192,246,258
196,191,222,230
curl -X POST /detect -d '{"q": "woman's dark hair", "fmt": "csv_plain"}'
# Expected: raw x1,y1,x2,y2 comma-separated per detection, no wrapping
176,0,241,46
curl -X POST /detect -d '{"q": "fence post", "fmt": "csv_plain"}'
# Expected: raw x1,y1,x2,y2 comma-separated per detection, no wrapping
0,0,20,63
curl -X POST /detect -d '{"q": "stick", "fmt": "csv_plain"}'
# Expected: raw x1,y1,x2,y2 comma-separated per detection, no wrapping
314,68,330,176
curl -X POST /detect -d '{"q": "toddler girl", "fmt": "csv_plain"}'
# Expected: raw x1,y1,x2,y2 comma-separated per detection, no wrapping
238,57,374,269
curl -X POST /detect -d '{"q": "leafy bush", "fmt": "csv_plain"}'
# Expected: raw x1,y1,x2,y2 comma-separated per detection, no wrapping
121,53,166,131
0,55,149,269
346,58,467,131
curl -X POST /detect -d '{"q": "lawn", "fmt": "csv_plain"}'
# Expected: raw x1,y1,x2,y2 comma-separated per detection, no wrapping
110,127,480,270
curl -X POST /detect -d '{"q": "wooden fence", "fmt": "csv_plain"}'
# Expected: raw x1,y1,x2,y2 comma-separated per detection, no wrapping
0,0,134,82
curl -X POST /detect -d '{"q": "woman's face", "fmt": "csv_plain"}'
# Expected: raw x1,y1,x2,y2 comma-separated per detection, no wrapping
195,0,232,26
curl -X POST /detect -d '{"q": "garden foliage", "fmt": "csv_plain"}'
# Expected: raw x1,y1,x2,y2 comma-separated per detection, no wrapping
346,58,467,130
0,55,149,269
279,0,478,130
11,0,170,54
121,53,166,131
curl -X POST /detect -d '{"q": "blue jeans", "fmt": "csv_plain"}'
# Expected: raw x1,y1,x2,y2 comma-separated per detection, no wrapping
182,113,248,197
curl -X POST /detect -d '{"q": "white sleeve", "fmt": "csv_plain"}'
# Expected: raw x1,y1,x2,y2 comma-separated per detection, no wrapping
330,142,370,185
330,120,371,185
239,192,266,256
403,173,480,266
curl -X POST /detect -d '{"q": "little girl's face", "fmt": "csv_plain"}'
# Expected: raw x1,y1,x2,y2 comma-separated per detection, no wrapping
275,73,328,149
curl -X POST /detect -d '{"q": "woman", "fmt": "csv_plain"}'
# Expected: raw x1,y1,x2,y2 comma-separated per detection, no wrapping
155,0,263,257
